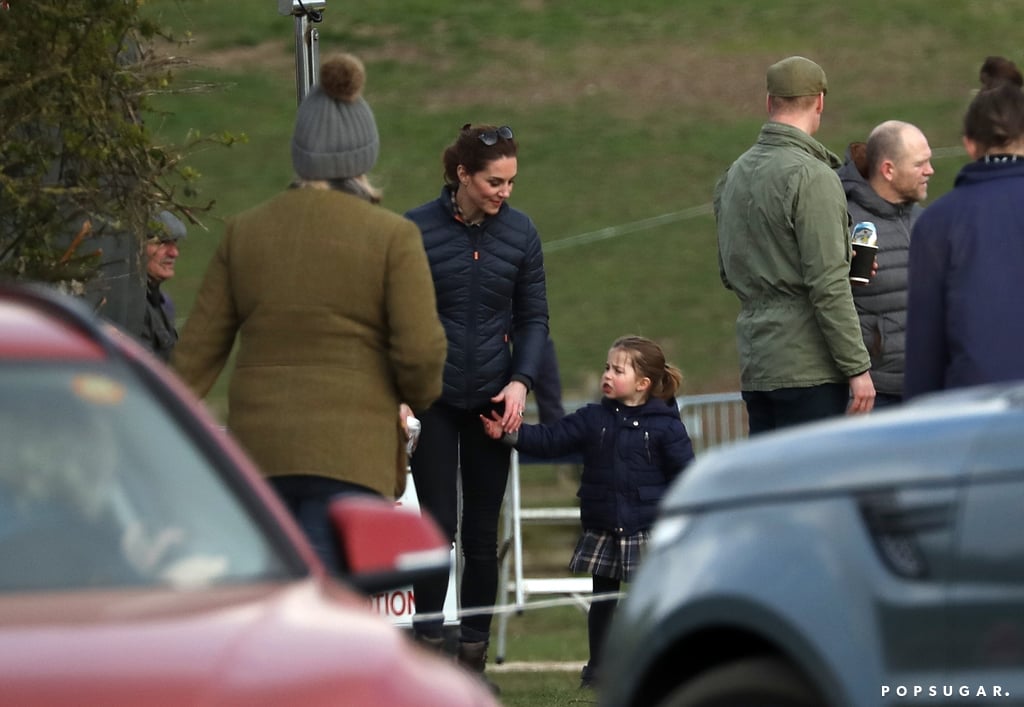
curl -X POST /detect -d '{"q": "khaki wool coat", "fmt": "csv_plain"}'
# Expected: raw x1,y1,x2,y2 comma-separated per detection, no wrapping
173,187,447,498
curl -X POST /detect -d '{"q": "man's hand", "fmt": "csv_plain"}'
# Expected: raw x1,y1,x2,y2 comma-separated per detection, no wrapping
847,371,876,414
850,248,879,285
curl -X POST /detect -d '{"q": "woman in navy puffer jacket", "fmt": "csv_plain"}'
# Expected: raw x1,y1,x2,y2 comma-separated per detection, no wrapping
404,124,548,684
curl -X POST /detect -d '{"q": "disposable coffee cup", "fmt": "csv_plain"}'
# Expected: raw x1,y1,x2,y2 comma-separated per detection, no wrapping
850,242,878,284
405,415,421,457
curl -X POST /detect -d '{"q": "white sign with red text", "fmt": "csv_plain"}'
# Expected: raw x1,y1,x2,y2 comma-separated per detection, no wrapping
370,473,459,626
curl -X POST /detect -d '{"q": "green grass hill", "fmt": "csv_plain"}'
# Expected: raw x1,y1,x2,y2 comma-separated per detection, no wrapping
144,0,1021,412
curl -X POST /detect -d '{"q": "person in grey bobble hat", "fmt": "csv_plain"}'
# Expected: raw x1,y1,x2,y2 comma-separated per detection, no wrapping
291,53,381,195
173,53,447,573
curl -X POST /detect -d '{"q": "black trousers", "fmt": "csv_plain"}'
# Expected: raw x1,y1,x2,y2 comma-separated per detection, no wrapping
410,401,511,642
268,475,380,576
742,382,849,435
588,574,620,671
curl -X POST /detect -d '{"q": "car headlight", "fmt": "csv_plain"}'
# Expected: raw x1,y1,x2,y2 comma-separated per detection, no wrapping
649,513,691,551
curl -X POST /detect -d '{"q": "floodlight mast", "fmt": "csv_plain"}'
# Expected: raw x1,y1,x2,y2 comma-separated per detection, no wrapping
277,0,327,105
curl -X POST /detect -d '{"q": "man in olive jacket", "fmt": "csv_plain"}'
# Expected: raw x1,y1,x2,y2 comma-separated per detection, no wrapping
714,56,874,434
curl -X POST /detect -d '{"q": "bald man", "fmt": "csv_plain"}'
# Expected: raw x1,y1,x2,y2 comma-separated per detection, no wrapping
837,121,934,407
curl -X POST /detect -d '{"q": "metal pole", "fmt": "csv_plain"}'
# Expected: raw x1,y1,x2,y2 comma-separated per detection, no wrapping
293,15,320,105
277,0,326,105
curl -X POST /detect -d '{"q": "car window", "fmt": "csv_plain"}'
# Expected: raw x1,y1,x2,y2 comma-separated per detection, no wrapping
0,364,290,593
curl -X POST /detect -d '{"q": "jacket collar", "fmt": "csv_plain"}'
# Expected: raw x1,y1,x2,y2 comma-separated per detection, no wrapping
759,121,843,169
954,157,1024,188
600,396,680,418
438,184,509,227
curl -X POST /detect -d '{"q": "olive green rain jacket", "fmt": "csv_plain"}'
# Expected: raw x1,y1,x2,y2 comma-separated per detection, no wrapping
714,121,870,391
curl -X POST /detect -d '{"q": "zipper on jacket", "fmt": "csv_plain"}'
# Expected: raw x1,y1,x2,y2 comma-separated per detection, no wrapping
464,229,481,404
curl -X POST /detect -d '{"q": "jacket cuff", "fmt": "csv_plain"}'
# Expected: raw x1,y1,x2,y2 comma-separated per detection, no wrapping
511,373,533,392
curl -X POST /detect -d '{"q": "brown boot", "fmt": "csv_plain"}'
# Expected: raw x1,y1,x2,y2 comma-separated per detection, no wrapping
415,634,447,654
457,640,500,695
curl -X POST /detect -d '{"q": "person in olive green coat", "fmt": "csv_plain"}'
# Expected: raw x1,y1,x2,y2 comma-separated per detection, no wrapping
714,56,874,435
173,54,446,571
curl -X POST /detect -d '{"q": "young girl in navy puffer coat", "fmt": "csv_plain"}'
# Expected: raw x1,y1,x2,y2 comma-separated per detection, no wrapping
482,335,695,688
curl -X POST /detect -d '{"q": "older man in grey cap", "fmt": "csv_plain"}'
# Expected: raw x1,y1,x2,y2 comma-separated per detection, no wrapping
140,209,186,363
714,56,875,434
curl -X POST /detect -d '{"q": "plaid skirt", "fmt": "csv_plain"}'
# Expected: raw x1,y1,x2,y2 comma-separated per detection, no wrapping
569,529,649,582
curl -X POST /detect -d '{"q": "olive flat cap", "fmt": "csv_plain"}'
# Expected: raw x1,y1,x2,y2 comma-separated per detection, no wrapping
766,56,828,97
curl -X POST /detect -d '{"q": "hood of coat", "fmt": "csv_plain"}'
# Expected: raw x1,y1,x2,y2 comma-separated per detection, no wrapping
837,148,920,224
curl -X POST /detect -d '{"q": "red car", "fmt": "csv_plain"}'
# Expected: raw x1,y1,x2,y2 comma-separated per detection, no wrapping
0,284,497,707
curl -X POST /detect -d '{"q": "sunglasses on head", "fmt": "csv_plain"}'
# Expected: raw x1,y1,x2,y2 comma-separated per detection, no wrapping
463,124,514,146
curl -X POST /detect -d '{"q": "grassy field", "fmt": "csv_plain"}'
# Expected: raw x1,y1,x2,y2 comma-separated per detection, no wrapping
144,0,1022,406
140,3,1020,703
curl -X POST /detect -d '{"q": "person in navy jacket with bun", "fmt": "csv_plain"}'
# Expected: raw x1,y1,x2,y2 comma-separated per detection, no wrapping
905,57,1024,398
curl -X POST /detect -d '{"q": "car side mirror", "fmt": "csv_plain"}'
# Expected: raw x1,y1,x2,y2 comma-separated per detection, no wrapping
328,496,450,595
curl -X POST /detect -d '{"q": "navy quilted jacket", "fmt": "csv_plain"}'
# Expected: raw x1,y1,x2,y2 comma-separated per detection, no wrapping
515,397,695,535
405,186,549,410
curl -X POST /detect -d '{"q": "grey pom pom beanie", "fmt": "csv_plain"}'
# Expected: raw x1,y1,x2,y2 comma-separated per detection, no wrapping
291,54,380,180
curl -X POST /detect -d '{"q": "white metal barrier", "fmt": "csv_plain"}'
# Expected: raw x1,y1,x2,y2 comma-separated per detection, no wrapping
676,391,748,454
494,392,746,662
